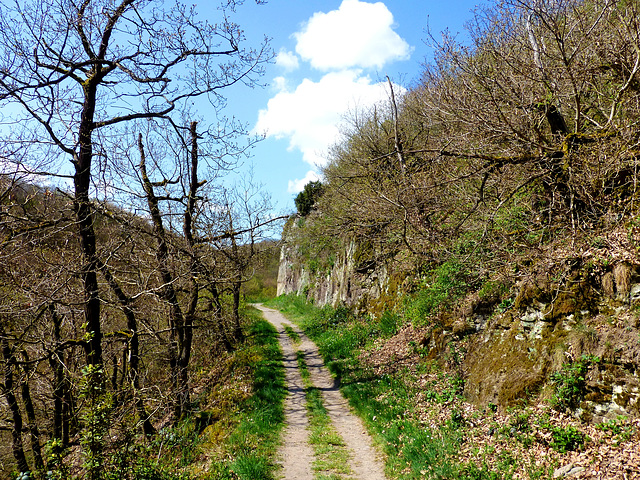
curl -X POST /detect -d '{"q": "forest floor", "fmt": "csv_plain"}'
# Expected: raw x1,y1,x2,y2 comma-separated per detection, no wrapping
253,304,387,480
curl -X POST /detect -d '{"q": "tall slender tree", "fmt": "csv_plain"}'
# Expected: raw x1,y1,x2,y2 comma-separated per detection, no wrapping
0,0,270,369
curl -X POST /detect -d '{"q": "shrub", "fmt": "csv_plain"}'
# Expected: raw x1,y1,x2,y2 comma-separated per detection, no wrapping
378,311,400,337
294,181,324,216
405,260,468,325
550,355,599,411
549,426,588,453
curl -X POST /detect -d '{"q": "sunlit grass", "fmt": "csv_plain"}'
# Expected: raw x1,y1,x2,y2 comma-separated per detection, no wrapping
204,308,286,480
295,350,353,479
266,295,468,479
283,324,301,345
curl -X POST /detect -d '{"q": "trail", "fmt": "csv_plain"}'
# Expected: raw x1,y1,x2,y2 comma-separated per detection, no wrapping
254,304,386,480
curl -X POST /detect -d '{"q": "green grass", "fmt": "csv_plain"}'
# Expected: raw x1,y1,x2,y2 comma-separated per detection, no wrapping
205,310,287,480
264,294,546,479
267,293,318,320
265,295,471,479
339,373,463,479
284,325,301,345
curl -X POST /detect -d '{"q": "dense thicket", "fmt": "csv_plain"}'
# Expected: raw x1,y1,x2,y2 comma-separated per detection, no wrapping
313,0,640,285
0,167,278,478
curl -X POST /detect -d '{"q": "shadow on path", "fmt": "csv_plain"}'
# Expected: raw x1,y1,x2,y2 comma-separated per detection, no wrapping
253,304,387,480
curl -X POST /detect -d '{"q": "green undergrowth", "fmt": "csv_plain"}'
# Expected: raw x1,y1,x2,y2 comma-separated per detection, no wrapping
404,260,470,325
296,351,353,479
56,310,287,480
549,355,600,412
265,294,475,479
264,294,590,479
203,309,286,480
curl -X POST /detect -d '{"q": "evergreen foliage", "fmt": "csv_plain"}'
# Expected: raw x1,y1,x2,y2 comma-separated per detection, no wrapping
294,181,324,216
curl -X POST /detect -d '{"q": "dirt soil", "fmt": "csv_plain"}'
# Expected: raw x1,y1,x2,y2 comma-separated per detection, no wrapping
254,304,387,480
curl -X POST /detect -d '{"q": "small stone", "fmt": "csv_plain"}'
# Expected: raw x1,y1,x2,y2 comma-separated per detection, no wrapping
567,467,586,477
553,464,574,478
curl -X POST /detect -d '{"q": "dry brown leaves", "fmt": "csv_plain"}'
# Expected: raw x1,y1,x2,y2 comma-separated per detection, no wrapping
360,323,640,479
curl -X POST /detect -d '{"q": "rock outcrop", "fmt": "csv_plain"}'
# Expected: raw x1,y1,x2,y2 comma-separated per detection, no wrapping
278,233,391,311
278,218,640,421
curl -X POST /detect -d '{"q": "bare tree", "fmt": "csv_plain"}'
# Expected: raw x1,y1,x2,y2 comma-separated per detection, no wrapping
131,119,283,417
0,0,271,474
320,0,640,276
0,323,29,473
0,0,270,370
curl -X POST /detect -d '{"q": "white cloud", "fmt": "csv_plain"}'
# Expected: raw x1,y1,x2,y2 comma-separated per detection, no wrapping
255,70,398,167
272,76,287,92
275,49,299,71
255,1,411,198
294,0,412,71
288,170,321,194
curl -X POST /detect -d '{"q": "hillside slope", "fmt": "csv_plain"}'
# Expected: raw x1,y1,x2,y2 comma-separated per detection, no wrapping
277,0,640,424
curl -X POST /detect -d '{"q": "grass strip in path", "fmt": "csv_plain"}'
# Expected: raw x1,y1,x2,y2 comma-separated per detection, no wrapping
296,350,354,479
284,324,301,345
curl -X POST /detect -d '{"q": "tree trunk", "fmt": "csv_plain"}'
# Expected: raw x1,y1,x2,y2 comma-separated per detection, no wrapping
48,304,72,446
232,281,243,342
97,259,156,436
19,351,44,470
177,121,200,415
209,283,234,351
75,78,102,369
0,324,30,473
138,133,187,421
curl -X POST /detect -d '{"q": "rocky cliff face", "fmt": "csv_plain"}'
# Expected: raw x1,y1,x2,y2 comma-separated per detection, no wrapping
278,220,640,422
277,233,391,310
425,260,640,422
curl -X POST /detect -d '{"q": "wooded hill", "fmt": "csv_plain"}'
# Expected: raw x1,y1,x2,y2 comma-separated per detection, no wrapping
0,175,280,478
280,0,640,423
0,0,285,477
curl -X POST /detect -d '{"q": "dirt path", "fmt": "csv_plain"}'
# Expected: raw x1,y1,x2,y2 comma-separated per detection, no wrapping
254,304,386,480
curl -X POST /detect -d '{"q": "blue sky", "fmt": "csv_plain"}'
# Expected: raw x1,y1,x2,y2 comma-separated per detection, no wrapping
204,0,481,214
0,0,481,216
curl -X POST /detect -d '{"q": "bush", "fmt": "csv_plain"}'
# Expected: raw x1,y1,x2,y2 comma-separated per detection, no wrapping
378,311,400,337
294,181,324,216
549,425,588,453
405,260,468,325
550,355,599,411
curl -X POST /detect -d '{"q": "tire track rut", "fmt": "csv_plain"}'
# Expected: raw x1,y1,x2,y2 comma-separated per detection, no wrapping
254,304,386,480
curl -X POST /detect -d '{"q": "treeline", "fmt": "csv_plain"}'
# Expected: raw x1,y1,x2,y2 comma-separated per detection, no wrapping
300,0,640,293
0,0,279,478
0,132,279,478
